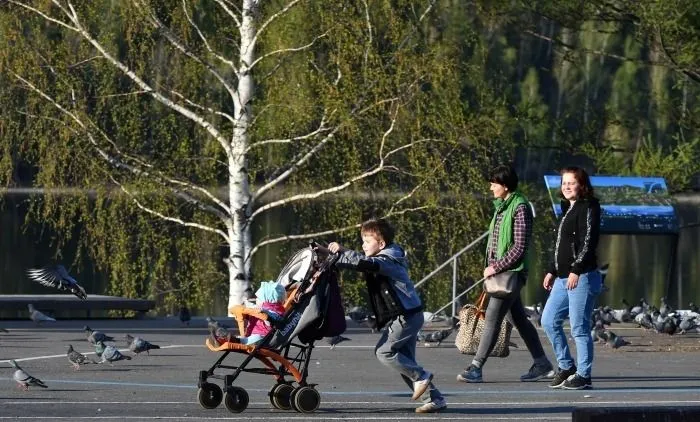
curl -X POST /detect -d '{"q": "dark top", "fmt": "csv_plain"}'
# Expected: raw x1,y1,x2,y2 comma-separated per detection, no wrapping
548,197,601,278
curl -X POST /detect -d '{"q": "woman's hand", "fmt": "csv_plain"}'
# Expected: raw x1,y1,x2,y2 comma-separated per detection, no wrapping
543,273,554,290
483,266,496,279
328,242,344,254
566,273,579,290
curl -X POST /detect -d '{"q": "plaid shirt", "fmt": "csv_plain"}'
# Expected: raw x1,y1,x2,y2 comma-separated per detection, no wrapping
488,203,532,273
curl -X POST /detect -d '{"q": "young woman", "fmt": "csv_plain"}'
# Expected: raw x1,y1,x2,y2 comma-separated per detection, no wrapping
541,166,602,390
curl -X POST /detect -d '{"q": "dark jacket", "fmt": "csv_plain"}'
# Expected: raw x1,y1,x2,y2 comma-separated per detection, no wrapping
336,244,423,329
548,197,601,278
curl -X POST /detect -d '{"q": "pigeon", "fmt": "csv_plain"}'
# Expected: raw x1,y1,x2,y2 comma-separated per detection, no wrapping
125,334,160,356
27,304,56,324
327,335,351,350
9,360,48,390
528,302,543,327
66,344,97,370
419,328,454,347
0,328,8,333
96,341,132,364
178,306,191,326
84,325,115,344
688,302,699,314
591,320,607,344
26,265,87,300
206,317,231,338
679,316,698,334
604,331,630,349
659,297,672,318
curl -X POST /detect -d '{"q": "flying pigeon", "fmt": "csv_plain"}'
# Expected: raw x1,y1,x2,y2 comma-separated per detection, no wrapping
27,304,55,324
96,341,132,364
327,335,351,350
125,334,161,356
9,360,48,390
66,344,97,370
178,306,191,326
84,325,115,344
26,265,87,300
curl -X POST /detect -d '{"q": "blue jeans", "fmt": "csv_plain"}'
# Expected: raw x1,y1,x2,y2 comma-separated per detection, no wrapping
541,271,602,378
375,312,443,403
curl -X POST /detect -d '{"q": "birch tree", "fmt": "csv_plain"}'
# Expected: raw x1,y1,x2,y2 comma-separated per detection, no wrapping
3,0,498,313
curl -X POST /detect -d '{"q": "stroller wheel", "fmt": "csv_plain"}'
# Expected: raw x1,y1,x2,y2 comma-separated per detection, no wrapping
291,386,321,413
197,383,223,409
224,386,249,413
270,383,294,410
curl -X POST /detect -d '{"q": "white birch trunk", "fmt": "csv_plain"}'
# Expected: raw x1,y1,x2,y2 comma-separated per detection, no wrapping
225,0,258,313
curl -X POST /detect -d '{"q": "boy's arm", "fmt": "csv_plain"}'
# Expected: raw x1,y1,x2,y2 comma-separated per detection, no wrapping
335,249,381,272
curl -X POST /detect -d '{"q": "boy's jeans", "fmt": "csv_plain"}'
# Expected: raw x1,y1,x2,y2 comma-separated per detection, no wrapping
375,311,443,402
541,270,602,378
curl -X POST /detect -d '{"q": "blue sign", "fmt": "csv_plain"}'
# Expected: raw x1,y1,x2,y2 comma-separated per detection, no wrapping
544,175,678,234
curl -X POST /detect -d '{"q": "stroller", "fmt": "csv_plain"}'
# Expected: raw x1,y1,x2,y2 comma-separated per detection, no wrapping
196,245,346,414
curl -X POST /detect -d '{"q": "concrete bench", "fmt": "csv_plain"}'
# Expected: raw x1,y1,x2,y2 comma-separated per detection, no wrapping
0,294,155,319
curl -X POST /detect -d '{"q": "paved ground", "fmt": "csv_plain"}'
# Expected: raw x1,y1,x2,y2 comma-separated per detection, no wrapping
1,317,700,421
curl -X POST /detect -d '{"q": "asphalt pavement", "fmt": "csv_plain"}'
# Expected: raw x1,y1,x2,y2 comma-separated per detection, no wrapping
1,317,700,421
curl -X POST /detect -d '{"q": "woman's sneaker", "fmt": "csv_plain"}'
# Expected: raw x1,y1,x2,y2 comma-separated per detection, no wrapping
520,361,554,382
456,365,482,383
549,366,577,389
562,374,592,390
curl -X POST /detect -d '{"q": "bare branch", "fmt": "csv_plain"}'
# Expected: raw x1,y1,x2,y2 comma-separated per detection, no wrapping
182,0,237,68
249,0,302,54
133,0,237,97
8,1,78,31
115,178,230,242
361,0,373,73
213,0,241,28
251,128,339,203
248,30,330,70
247,205,434,261
93,90,151,99
245,112,329,152
16,0,232,153
66,55,102,69
13,72,233,219
166,87,236,125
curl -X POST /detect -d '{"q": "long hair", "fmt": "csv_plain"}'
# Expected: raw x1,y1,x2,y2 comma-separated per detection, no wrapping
559,166,595,199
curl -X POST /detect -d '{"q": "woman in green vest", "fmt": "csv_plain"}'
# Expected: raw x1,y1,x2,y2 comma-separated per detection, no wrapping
457,165,553,383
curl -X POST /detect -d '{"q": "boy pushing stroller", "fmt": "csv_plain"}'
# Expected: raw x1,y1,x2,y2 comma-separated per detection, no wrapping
318,218,447,413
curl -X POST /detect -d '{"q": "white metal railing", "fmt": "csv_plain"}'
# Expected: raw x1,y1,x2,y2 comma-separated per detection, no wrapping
417,202,536,320
414,231,488,318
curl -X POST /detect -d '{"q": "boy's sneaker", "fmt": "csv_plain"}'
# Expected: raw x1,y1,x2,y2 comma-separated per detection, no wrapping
415,397,447,413
561,374,592,390
549,366,577,389
456,365,482,383
412,371,433,400
520,361,554,382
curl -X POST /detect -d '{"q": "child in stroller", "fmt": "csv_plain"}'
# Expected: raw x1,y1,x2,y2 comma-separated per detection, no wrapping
197,246,346,414
209,281,286,346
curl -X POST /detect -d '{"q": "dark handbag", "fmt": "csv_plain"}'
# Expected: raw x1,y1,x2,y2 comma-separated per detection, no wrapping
484,271,520,298
455,291,512,357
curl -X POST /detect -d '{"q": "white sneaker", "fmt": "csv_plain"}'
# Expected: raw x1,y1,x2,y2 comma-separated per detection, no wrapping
412,371,433,401
415,397,447,413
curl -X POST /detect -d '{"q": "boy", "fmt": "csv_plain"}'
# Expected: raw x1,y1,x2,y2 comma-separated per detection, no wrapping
322,218,447,413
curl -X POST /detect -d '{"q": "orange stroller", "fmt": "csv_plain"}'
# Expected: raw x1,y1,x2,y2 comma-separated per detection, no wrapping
196,246,345,414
